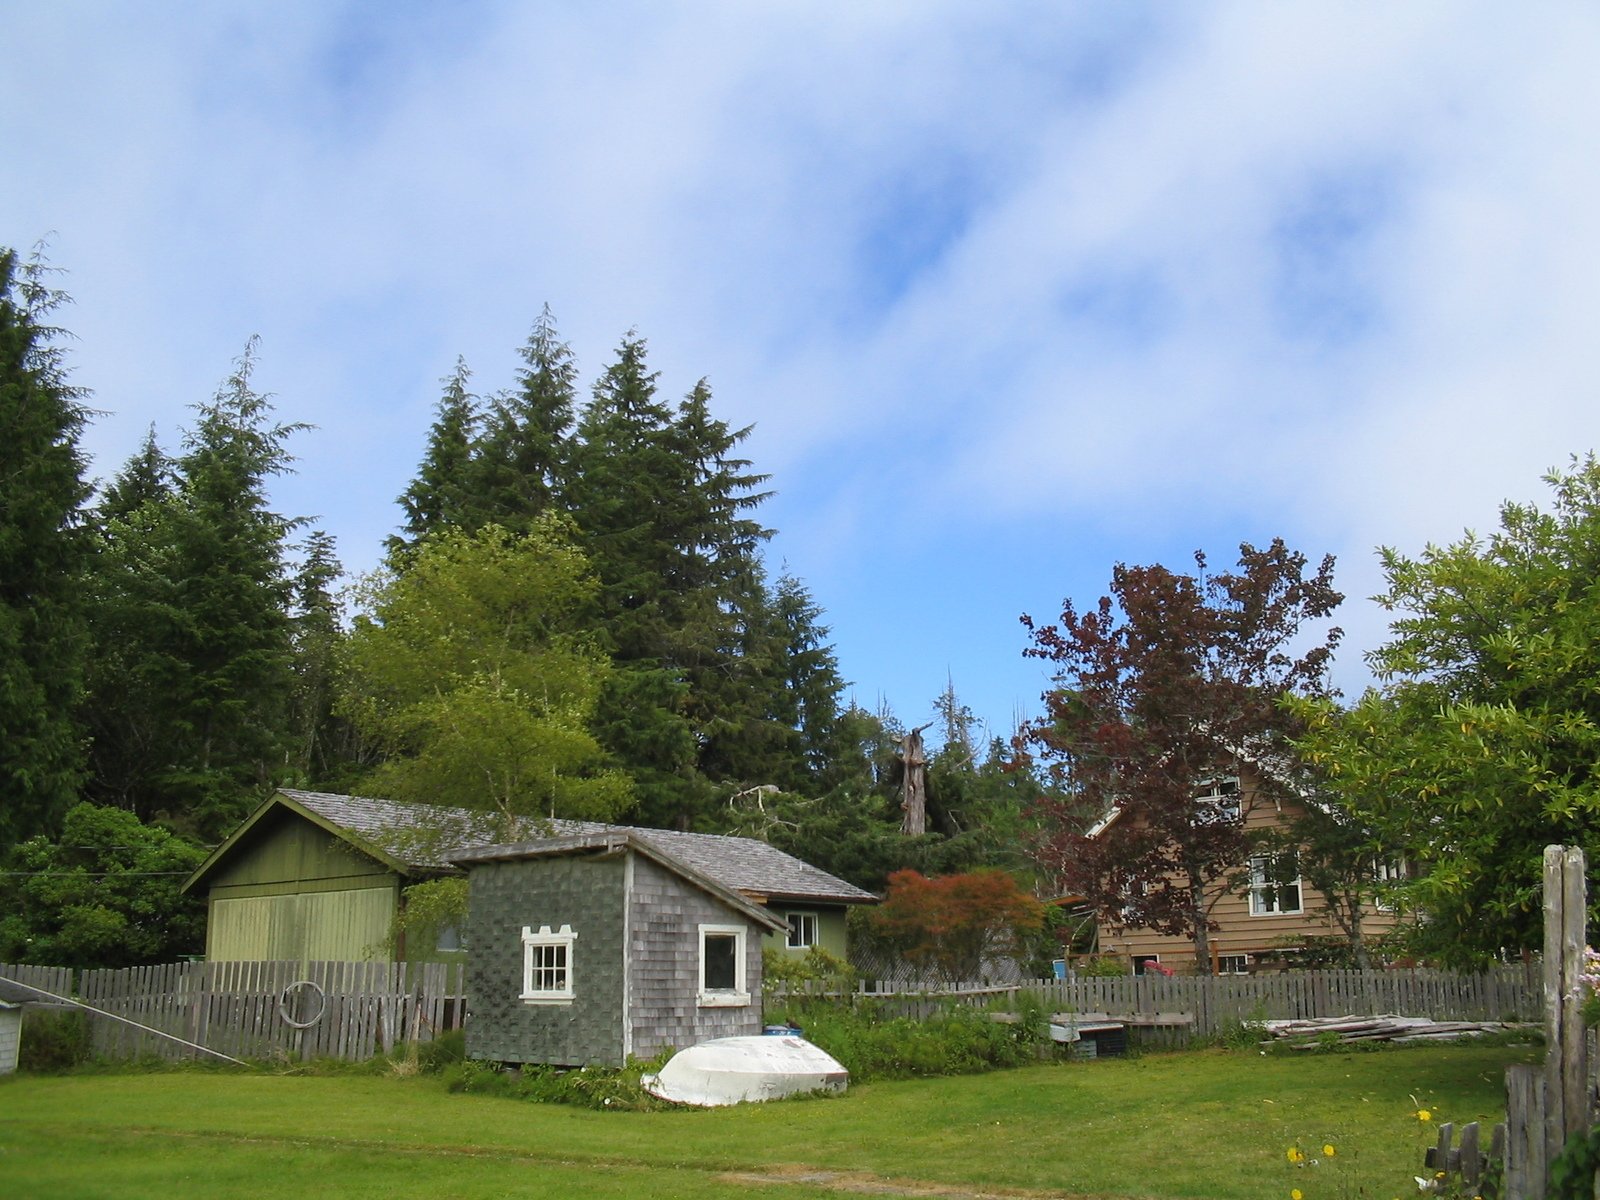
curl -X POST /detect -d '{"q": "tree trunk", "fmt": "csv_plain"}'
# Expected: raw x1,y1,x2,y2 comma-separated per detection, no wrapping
1187,867,1213,974
900,723,931,836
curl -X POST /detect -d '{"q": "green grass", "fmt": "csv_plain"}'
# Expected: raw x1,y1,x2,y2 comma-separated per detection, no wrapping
0,1041,1536,1200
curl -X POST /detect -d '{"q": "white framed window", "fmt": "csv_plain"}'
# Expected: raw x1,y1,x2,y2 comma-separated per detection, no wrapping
698,923,750,1007
1217,954,1250,975
786,911,818,949
1249,855,1303,916
520,924,576,1004
1373,857,1407,912
1194,777,1241,822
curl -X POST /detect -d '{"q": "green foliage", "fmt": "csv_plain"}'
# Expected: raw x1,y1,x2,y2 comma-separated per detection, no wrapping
83,341,305,838
0,802,206,967
1548,1124,1600,1200
0,245,91,844
1291,455,1600,963
1075,954,1131,978
342,520,630,827
771,999,1043,1081
761,945,857,997
445,1052,676,1111
390,876,469,959
17,1009,93,1071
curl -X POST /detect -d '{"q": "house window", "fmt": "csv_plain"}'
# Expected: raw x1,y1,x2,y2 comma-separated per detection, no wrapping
1373,857,1407,912
698,923,750,1006
1132,954,1162,976
436,924,464,953
786,911,818,949
520,924,576,1003
1217,954,1250,975
1249,854,1303,916
1194,777,1241,822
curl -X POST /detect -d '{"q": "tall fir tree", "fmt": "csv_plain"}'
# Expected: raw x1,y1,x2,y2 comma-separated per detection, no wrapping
566,332,702,825
84,341,306,839
470,304,578,530
286,529,349,788
390,357,478,558
0,246,91,845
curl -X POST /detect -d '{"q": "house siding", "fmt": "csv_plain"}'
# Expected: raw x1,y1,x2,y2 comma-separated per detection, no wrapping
625,852,764,1059
465,854,627,1067
1098,776,1402,973
761,906,849,959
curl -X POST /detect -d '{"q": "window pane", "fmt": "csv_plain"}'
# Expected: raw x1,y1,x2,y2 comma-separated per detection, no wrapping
704,933,738,990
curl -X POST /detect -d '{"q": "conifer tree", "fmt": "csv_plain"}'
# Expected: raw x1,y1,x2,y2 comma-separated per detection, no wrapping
84,342,305,838
0,246,91,845
391,357,478,558
470,304,577,530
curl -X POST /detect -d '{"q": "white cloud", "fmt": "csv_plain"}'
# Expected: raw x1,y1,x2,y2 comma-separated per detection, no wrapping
4,1,1599,730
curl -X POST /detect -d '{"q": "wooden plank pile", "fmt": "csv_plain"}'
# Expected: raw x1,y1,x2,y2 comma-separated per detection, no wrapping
1261,1013,1528,1047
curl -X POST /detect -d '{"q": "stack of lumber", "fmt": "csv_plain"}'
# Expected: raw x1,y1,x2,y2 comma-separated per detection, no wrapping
1262,1013,1527,1047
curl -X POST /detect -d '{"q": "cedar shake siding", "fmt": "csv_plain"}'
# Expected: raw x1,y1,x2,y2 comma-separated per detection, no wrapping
625,851,765,1059
464,854,627,1067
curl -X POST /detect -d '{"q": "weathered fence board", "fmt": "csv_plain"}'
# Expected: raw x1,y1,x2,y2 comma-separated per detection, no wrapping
4,960,466,1064
782,964,1538,1045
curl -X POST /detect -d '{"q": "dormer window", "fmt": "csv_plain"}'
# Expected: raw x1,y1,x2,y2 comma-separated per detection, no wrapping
1194,777,1241,822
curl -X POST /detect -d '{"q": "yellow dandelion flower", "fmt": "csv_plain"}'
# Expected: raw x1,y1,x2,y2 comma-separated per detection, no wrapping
1291,1190,1303,1200
1287,1147,1305,1163
1416,1109,1432,1121
1323,1144,1336,1157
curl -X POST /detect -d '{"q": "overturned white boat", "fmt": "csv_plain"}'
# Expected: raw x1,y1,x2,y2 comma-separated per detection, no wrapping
641,1035,848,1106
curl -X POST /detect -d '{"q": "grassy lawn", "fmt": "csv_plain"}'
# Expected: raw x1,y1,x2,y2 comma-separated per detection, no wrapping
0,1041,1534,1200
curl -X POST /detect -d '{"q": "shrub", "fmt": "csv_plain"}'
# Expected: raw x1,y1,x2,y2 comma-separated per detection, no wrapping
18,1009,93,1071
783,999,1046,1081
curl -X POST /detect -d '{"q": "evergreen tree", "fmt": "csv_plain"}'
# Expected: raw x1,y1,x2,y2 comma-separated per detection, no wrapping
566,334,703,825
390,357,478,558
0,246,91,845
470,304,578,530
84,341,305,839
97,424,172,521
286,529,349,787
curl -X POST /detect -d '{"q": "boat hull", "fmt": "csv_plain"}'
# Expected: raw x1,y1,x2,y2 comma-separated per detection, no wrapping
641,1035,848,1106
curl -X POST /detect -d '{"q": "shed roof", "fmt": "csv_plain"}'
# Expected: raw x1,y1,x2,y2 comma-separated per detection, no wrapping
453,830,790,933
186,789,877,908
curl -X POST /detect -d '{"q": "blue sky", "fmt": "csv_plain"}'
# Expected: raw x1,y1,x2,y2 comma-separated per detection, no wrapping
5,2,1599,746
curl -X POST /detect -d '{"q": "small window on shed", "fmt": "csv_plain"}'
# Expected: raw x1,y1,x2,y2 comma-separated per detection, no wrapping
520,924,576,1004
786,911,818,949
698,923,749,1007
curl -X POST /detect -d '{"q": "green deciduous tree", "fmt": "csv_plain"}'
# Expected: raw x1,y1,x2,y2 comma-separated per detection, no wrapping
341,520,630,832
1020,541,1342,973
0,246,92,846
0,802,206,967
1292,455,1600,963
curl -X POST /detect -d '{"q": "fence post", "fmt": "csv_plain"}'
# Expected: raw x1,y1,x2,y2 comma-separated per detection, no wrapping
1543,845,1590,1170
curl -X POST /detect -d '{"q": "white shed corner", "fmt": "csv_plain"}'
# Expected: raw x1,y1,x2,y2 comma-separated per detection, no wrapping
0,1001,22,1075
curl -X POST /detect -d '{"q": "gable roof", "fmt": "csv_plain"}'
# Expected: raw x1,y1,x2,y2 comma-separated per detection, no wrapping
185,789,877,908
452,831,790,933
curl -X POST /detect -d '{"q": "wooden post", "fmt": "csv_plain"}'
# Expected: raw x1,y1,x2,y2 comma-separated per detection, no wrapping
1543,845,1590,1168
899,723,931,836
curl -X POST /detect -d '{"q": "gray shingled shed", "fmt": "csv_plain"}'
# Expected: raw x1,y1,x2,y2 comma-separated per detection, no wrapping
455,829,846,1068
0,979,29,1075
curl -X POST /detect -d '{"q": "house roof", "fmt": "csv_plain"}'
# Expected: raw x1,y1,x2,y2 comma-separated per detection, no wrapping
458,821,878,906
185,789,878,909
452,831,790,933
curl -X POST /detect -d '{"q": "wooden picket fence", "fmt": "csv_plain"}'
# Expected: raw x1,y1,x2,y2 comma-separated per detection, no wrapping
780,964,1539,1045
0,960,465,1063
